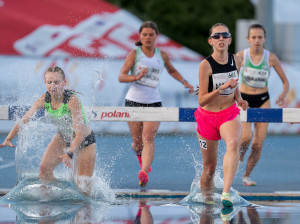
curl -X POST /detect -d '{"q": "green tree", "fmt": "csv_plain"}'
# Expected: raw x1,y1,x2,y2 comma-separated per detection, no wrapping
106,0,254,56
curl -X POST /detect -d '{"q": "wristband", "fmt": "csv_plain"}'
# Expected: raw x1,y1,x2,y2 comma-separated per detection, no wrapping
217,87,224,94
180,79,186,84
67,151,73,159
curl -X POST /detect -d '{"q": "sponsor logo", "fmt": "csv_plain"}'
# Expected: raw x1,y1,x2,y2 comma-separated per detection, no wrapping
261,96,268,101
91,109,130,120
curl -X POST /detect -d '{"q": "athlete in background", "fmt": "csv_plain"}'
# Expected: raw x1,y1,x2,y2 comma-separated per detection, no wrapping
236,24,289,186
119,21,194,187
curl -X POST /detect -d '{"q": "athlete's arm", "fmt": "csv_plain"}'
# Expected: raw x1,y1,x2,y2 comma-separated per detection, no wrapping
68,96,86,154
235,51,244,67
233,54,248,110
118,50,147,83
0,95,45,148
270,53,290,106
161,51,194,93
59,95,86,169
197,60,219,106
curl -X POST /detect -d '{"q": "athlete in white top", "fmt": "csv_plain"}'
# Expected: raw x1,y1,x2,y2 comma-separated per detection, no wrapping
118,21,194,187
236,24,289,186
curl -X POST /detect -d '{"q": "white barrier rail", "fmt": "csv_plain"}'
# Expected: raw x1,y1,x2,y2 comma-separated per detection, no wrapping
1,106,300,123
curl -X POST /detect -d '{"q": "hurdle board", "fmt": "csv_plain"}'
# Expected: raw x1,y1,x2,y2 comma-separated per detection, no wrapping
1,106,300,123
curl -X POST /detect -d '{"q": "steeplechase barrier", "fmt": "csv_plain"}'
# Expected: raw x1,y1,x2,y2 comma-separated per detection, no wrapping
1,106,300,201
1,106,300,123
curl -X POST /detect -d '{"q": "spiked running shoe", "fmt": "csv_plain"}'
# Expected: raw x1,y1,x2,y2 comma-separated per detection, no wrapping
138,170,149,187
136,151,152,173
221,192,233,207
242,176,256,186
220,206,233,221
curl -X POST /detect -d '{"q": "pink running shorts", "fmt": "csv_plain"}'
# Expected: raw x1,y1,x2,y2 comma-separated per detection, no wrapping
194,103,240,141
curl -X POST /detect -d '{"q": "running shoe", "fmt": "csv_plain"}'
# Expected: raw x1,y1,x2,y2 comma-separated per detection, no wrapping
138,170,149,187
136,150,152,173
221,192,233,207
242,176,256,186
220,206,233,221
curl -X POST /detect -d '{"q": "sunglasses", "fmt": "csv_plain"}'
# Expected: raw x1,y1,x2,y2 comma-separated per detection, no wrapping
210,32,231,39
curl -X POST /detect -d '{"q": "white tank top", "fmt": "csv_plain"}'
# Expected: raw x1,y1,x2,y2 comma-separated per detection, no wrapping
125,48,164,104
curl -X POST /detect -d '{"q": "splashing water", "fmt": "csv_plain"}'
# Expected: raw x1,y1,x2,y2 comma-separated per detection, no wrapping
2,116,116,204
180,151,250,207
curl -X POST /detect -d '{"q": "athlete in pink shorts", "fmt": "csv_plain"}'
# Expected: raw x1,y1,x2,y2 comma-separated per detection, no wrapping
195,103,240,141
195,23,248,209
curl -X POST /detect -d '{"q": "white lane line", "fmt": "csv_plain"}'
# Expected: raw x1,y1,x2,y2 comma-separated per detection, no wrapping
0,162,15,170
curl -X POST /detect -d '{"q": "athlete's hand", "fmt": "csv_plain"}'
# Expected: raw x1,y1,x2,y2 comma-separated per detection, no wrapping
184,82,194,94
237,98,248,111
276,95,285,107
59,154,73,169
0,139,15,148
136,66,148,81
223,78,239,89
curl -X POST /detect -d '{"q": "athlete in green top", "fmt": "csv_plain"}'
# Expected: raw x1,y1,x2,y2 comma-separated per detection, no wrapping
236,24,289,187
0,66,96,195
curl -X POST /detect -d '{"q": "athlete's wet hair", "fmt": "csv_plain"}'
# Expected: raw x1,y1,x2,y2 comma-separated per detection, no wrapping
248,24,266,38
135,21,159,46
45,66,66,80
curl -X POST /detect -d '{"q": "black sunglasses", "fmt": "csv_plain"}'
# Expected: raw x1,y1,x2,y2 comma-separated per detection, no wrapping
210,32,231,39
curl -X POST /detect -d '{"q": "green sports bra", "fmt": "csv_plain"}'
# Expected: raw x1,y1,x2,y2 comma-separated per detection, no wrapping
44,90,88,135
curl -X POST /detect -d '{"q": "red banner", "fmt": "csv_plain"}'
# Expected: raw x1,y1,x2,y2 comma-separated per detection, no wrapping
0,0,202,60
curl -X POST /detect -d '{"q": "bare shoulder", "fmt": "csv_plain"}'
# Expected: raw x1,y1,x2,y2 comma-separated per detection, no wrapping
160,50,169,62
235,50,244,59
233,54,242,67
69,94,81,106
199,59,212,75
269,52,281,66
126,49,137,61
34,94,46,108
269,52,280,61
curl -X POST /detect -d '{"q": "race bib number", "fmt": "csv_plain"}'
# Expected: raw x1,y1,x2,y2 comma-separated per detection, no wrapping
199,139,207,150
243,67,269,88
136,66,161,88
212,70,238,95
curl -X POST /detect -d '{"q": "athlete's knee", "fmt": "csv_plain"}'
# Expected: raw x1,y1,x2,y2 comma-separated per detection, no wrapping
240,136,251,148
132,139,143,150
226,137,240,151
142,135,155,145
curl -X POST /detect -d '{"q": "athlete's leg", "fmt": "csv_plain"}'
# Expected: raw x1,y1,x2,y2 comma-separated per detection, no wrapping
141,121,160,173
140,200,153,224
220,116,242,193
128,121,143,152
239,122,252,162
197,132,218,192
244,122,268,177
74,143,96,195
244,100,270,178
39,134,66,182
75,143,96,177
